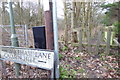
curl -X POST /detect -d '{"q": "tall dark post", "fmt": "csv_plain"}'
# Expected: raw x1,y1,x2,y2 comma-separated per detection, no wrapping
118,1,120,72
44,0,59,78
44,2,54,50
44,0,55,78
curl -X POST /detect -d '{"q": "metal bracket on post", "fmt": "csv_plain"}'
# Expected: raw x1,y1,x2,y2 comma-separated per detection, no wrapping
24,25,28,47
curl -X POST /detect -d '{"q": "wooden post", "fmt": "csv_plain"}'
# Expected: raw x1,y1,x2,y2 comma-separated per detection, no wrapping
82,2,85,41
44,2,54,50
71,1,77,42
64,1,68,45
96,27,102,54
86,28,91,53
118,26,120,71
0,60,3,78
0,60,7,78
72,31,78,43
44,1,54,78
0,29,2,77
106,27,112,54
79,28,83,52
0,31,3,78
71,1,76,29
0,27,2,45
0,64,2,78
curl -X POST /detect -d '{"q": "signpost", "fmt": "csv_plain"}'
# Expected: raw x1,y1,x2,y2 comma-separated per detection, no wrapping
0,46,54,70
0,0,59,78
8,1,20,76
52,0,60,78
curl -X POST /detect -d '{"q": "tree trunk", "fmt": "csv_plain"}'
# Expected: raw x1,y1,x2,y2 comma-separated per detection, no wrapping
64,1,69,44
71,1,78,42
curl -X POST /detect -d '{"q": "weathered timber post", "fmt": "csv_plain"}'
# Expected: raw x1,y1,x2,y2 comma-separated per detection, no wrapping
71,1,78,43
0,26,2,45
44,0,59,78
118,39,120,70
96,27,102,54
44,2,54,50
9,1,20,77
64,1,68,45
0,59,7,78
106,27,112,54
86,28,91,53
79,28,83,52
44,0,54,78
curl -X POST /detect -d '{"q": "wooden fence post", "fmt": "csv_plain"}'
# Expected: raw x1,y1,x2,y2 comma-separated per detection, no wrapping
0,39,2,78
44,3,54,50
0,48,7,78
72,31,78,43
0,27,2,45
44,1,55,78
96,27,102,54
0,60,3,78
106,27,112,54
79,28,83,52
86,28,91,53
0,60,7,78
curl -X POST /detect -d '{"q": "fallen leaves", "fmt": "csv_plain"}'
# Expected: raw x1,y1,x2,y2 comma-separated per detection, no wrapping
59,44,119,78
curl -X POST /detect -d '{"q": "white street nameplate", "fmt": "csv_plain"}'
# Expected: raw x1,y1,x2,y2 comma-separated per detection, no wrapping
0,46,54,70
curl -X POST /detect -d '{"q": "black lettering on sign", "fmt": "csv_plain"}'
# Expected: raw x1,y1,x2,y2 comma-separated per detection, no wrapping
32,51,36,63
48,53,51,59
42,52,47,58
22,50,25,61
36,52,52,63
37,52,51,59
38,61,46,63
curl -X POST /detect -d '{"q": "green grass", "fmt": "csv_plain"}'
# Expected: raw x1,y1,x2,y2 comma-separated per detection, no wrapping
60,66,69,78
74,49,81,53
75,57,81,60
99,53,106,61
66,64,70,68
78,68,85,73
59,54,64,60
62,46,69,51
60,66,77,78
75,57,85,62
70,69,77,78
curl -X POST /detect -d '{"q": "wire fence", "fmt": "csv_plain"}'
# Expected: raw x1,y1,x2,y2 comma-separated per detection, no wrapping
0,25,29,47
